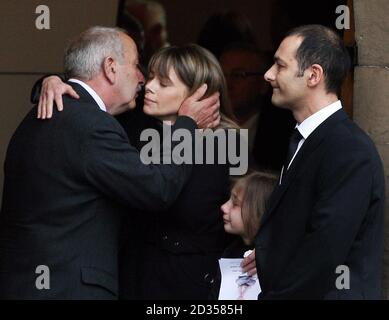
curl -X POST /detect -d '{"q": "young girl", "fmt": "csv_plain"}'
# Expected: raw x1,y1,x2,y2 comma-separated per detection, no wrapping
212,171,278,299
222,172,277,246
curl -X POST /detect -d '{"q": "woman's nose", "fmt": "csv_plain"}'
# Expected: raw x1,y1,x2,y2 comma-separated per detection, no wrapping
145,80,154,93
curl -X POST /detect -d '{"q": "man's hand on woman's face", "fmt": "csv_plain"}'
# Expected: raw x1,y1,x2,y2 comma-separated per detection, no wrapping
178,84,221,129
37,76,80,119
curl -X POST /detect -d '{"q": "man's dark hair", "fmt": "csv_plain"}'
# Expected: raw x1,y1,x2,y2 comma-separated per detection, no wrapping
286,24,351,95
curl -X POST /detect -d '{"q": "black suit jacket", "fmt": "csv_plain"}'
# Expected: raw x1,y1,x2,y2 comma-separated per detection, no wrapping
0,82,196,299
255,109,385,299
119,119,235,299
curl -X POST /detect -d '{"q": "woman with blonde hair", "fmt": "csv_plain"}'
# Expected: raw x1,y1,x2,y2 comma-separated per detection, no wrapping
143,43,237,128
33,43,242,299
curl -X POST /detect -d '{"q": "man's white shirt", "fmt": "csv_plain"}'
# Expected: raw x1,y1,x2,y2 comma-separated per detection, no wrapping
68,78,107,112
279,100,342,184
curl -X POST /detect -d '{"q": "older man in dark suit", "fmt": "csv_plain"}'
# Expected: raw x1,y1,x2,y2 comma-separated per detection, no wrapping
0,26,219,299
242,25,385,299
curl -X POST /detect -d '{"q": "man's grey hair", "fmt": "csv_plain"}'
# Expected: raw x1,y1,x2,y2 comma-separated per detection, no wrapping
64,26,127,80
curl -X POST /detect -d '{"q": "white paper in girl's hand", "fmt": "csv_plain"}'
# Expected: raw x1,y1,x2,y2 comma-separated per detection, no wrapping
218,258,261,300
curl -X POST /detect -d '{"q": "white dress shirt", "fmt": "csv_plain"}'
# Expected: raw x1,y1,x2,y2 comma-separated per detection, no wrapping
68,78,107,112
279,100,342,184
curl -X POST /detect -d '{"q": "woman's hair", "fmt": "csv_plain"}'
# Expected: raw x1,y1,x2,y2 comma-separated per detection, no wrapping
147,43,238,129
234,171,278,243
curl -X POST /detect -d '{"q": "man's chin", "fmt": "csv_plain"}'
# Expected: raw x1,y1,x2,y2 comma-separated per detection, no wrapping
111,102,136,116
271,96,286,109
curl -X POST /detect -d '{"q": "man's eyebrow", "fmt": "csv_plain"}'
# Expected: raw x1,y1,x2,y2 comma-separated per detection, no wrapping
274,56,287,64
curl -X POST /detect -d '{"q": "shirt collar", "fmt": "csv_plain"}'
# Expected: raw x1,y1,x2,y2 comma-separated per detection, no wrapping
296,100,342,139
68,78,107,112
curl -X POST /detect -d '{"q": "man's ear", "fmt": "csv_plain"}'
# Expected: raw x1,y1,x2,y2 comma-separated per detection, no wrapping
103,56,117,84
307,64,324,88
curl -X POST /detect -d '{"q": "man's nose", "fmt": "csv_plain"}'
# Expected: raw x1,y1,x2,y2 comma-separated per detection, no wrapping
264,65,275,82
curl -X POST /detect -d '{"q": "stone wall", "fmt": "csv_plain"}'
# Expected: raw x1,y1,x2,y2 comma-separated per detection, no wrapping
353,0,389,299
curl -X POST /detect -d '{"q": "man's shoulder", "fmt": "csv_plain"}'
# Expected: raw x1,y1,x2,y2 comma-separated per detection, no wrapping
62,95,102,117
61,97,123,133
330,117,375,147
322,116,380,162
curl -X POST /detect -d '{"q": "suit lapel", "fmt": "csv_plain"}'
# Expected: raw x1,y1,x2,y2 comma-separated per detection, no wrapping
260,109,349,227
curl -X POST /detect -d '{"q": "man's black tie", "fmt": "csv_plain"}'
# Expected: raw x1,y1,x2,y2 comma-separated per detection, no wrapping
281,128,303,184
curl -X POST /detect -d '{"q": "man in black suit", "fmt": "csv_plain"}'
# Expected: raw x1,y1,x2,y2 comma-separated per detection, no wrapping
242,25,385,299
0,26,219,299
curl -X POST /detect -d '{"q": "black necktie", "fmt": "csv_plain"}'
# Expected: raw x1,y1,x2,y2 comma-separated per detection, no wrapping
281,128,303,183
